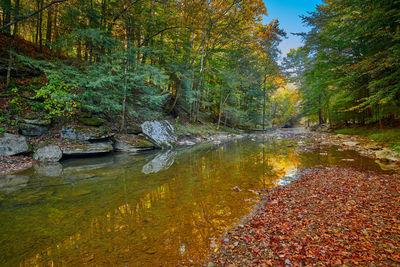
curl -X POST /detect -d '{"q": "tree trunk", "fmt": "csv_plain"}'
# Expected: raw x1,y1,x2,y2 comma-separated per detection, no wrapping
3,0,11,35
6,0,20,88
46,6,53,44
38,0,44,52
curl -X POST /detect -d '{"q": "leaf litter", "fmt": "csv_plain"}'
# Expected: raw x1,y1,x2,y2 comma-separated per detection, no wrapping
208,167,400,266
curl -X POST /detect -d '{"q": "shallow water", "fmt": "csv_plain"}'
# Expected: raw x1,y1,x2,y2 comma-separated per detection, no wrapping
0,134,384,266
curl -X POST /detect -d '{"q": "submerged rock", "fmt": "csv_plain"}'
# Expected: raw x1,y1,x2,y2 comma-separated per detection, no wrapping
61,141,113,156
141,120,177,148
142,150,177,174
34,162,63,177
0,175,29,193
0,133,29,156
61,125,112,141
33,145,63,162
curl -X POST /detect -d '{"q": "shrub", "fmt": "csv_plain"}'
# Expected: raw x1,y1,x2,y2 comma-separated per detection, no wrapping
35,78,79,120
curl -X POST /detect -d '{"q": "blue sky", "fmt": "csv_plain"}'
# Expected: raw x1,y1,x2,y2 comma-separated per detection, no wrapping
262,0,323,58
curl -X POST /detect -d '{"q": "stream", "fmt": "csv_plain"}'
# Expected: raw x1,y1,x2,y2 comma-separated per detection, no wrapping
0,131,385,266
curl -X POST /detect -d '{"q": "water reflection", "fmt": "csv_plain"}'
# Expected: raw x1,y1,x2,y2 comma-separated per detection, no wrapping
0,135,385,266
142,150,177,174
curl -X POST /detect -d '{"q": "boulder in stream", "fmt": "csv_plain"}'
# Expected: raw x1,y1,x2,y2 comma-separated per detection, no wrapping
0,133,29,156
141,120,177,148
33,145,63,162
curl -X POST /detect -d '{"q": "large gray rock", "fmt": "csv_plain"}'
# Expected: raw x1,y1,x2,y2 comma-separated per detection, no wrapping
141,120,177,148
61,142,113,156
33,145,62,162
0,133,29,156
19,123,48,136
113,134,155,153
142,150,177,174
61,125,112,141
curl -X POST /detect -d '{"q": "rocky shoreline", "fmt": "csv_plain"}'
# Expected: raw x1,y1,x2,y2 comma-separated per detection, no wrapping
2,125,399,176
0,120,246,177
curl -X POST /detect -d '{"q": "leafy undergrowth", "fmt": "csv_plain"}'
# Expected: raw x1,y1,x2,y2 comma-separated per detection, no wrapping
335,127,400,151
210,167,400,266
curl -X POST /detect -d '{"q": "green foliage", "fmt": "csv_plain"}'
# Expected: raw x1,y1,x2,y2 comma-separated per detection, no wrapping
335,127,400,150
284,0,400,126
35,78,79,120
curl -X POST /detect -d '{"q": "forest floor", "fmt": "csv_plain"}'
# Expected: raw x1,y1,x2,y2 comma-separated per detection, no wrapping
208,167,400,266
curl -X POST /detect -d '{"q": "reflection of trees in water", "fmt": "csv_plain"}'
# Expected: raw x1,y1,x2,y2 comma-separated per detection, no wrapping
0,137,303,266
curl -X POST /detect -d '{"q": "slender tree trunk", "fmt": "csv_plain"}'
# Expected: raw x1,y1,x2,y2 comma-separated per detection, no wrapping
194,35,205,122
3,0,11,35
46,6,53,44
38,0,44,51
6,0,20,88
121,18,133,132
262,79,266,131
76,40,81,59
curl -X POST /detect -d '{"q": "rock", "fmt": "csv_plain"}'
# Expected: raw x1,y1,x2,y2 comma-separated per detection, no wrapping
113,134,155,152
61,125,112,141
343,141,360,147
141,120,177,148
177,140,196,146
233,186,241,192
19,123,48,136
22,119,51,126
0,133,29,156
126,124,142,134
375,149,400,162
375,160,399,171
33,145,62,162
34,162,63,177
77,117,104,127
142,150,177,174
363,143,382,151
0,175,29,193
310,123,331,132
61,142,113,156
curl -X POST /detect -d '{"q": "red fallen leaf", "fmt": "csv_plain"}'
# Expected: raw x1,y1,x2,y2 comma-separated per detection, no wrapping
244,236,250,243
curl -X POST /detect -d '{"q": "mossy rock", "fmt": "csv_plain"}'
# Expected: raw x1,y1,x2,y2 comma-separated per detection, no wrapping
127,124,142,134
113,134,155,152
77,117,104,127
61,125,112,141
